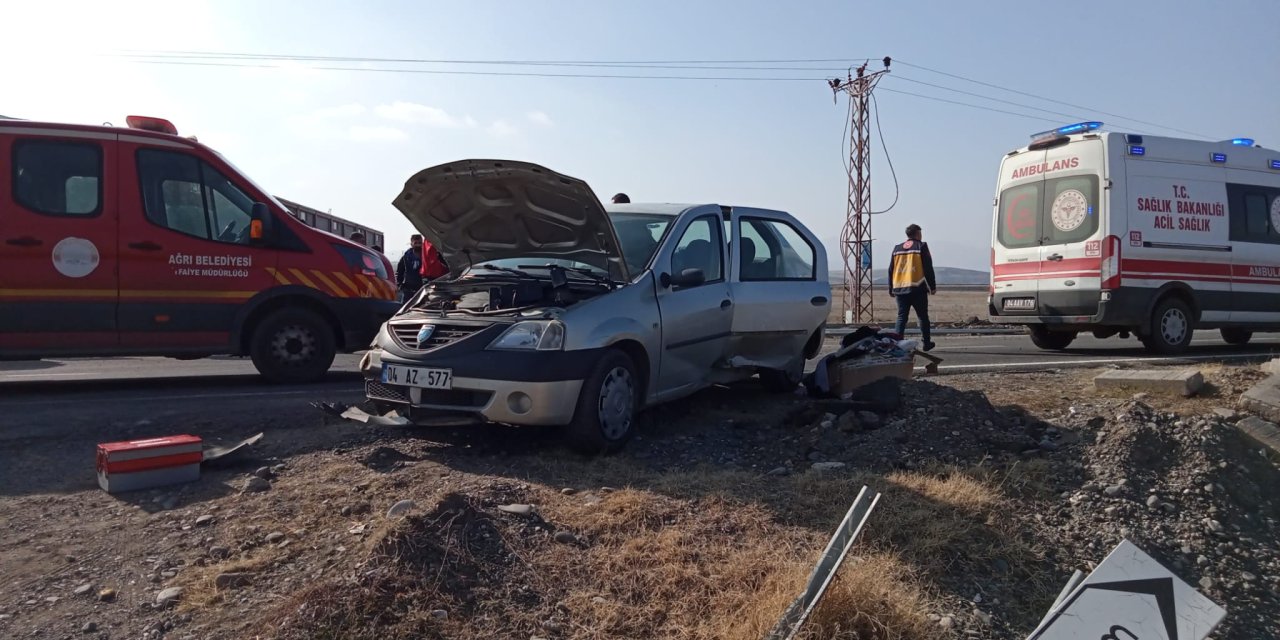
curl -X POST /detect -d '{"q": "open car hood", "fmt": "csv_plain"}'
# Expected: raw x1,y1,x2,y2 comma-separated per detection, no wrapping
393,159,629,281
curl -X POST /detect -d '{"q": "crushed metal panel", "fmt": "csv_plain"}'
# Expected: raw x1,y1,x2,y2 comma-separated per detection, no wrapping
765,486,881,640
1027,539,1226,640
201,432,264,462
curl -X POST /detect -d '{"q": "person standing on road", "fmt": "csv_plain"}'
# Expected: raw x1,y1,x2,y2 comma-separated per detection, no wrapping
888,223,937,351
396,234,425,301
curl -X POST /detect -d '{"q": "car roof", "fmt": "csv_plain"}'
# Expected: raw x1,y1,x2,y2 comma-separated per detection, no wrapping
604,203,702,217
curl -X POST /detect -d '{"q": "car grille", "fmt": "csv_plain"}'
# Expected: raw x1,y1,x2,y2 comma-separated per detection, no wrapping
418,389,493,409
365,380,409,404
389,323,483,351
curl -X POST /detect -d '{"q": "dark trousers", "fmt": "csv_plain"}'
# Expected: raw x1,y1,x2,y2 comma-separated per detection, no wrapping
893,288,931,343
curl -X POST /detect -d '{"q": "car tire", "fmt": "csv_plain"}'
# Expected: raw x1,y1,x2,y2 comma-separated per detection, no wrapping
249,308,337,384
1140,297,1194,355
1028,325,1075,351
1220,328,1252,346
565,349,638,454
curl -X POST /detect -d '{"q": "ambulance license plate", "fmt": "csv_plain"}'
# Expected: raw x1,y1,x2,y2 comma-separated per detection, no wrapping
1003,297,1036,310
381,364,452,389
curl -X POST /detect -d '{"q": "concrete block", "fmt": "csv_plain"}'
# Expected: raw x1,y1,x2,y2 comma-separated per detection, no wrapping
1240,375,1280,425
1234,416,1280,457
1260,359,1280,375
1093,369,1204,397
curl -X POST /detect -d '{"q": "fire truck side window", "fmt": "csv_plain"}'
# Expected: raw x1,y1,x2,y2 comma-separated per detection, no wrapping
137,149,253,245
12,140,102,217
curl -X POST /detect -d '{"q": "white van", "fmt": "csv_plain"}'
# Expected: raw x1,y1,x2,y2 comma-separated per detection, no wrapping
989,122,1280,354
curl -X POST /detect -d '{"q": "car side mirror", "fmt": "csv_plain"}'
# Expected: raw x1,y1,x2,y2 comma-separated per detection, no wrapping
664,268,705,289
250,202,272,244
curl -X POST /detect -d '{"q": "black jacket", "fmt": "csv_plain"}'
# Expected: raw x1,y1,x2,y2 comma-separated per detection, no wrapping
395,247,424,291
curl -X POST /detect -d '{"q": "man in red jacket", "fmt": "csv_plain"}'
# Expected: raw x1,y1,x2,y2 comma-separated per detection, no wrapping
419,239,449,281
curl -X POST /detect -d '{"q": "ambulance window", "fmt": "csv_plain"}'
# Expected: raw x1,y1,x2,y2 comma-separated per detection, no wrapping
1043,175,1100,245
12,140,102,217
1243,194,1269,236
997,182,1041,249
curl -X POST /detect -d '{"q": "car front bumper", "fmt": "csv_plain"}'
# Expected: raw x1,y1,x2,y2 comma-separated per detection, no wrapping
361,349,583,426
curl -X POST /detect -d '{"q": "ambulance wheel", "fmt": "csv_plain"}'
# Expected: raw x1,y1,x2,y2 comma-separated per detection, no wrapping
565,349,637,454
1220,328,1253,346
249,308,337,384
1141,298,1194,355
1028,325,1075,351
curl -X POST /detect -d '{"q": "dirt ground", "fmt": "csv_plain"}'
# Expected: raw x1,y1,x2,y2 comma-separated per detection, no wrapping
825,287,989,327
2,363,1277,640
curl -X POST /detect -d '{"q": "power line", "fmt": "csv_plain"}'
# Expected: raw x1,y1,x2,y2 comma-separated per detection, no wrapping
878,87,1067,125
115,49,863,66
868,94,898,216
129,59,830,81
887,75,1089,123
893,59,1215,139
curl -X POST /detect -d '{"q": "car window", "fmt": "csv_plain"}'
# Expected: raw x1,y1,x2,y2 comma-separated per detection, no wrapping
739,218,815,281
1043,175,1099,245
671,215,722,285
609,212,672,275
12,140,102,217
137,149,253,245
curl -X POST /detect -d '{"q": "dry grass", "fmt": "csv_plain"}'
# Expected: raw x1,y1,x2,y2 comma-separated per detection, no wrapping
828,288,989,326
232,460,1049,640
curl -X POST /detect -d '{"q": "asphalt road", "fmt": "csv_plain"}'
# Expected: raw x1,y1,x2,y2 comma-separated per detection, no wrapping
2,333,1277,443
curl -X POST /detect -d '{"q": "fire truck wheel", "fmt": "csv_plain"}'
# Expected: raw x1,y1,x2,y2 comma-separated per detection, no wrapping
249,308,337,384
1140,297,1194,355
1220,328,1253,346
1028,325,1075,350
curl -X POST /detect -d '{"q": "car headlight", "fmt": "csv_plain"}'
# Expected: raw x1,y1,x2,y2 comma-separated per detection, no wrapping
488,320,565,351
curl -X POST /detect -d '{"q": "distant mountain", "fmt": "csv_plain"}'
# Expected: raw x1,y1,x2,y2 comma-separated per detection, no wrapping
827,266,989,286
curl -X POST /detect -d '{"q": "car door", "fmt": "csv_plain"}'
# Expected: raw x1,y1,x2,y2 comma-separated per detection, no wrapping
727,210,828,370
116,142,279,350
0,131,119,353
653,212,732,399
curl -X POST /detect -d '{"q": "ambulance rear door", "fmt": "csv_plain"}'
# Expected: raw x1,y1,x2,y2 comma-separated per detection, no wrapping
1035,138,1106,318
992,149,1047,315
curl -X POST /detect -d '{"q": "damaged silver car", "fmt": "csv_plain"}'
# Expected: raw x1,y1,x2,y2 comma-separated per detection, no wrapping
361,159,830,451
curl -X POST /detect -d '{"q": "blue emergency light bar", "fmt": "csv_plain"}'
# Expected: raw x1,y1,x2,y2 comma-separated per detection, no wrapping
1211,153,1227,163
1271,159,1280,170
1230,138,1255,146
1128,145,1146,156
1031,121,1104,141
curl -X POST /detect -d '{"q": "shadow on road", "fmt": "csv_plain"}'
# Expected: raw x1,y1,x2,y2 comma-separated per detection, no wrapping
0,360,65,373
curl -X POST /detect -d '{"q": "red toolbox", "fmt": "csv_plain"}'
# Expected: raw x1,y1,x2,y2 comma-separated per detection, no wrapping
96,435,203,493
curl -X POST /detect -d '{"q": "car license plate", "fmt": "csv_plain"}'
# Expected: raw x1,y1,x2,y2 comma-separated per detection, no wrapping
381,364,452,389
1003,297,1036,310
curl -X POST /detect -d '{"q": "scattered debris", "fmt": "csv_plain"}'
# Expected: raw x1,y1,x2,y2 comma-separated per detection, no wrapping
766,486,880,640
96,435,203,493
385,499,416,519
497,504,535,516
200,432,264,463
154,587,182,609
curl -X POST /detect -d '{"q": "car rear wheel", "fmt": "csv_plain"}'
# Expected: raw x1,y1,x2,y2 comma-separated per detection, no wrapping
1220,328,1252,345
565,350,638,454
1028,325,1076,351
759,360,804,393
249,308,337,384
1140,298,1194,355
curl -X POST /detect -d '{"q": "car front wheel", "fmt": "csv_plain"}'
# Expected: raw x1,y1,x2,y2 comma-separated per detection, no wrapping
565,350,638,454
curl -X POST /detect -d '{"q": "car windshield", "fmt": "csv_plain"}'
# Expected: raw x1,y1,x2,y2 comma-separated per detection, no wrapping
609,212,673,275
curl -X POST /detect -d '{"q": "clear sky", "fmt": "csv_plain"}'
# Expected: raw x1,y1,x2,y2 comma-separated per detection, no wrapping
3,0,1277,271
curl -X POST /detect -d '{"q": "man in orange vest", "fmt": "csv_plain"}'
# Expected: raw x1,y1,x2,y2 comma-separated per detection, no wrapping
888,223,937,351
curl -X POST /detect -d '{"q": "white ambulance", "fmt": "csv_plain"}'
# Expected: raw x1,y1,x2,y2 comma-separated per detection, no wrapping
989,121,1280,354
